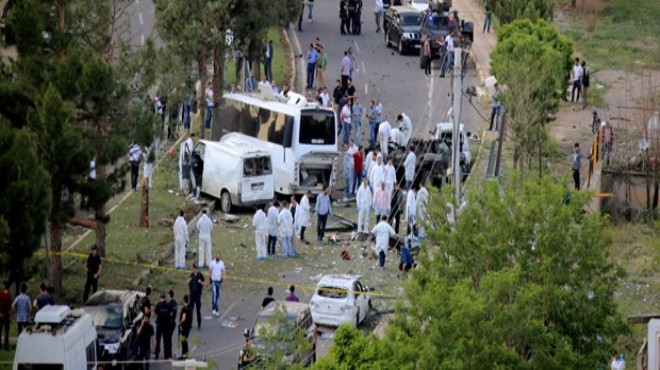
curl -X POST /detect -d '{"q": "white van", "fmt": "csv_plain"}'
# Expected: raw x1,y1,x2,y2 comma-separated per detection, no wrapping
212,91,339,195
193,138,275,213
14,305,97,370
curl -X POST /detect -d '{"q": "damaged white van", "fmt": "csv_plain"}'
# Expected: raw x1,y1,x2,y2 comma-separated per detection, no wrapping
193,138,275,213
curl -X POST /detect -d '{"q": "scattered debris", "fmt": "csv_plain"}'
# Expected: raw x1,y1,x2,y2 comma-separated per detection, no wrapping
220,214,240,223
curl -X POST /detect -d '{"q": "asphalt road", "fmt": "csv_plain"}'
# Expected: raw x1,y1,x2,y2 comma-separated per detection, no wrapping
128,2,485,369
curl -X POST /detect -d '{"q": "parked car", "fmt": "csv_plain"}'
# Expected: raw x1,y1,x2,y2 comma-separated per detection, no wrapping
419,7,473,61
310,274,372,327
238,301,317,369
384,6,423,54
84,289,145,369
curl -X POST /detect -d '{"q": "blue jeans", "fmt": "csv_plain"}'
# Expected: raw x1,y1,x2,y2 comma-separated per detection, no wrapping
307,62,315,89
308,4,314,20
405,179,413,191
281,236,292,257
343,122,352,144
205,106,213,129
353,172,363,194
442,51,453,76
264,58,273,82
369,121,378,148
354,120,362,146
344,167,353,197
375,10,382,31
378,250,386,268
211,280,222,312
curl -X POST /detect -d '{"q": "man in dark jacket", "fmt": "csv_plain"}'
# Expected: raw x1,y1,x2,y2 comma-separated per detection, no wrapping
389,183,405,234
179,295,192,357
188,264,204,329
154,294,169,359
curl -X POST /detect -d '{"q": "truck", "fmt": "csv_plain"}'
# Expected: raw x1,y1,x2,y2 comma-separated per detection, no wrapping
388,122,472,188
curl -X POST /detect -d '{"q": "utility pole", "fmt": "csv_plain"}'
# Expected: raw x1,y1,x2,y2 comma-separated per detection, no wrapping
452,47,463,202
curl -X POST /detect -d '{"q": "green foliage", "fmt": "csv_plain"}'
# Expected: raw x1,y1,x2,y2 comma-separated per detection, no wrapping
315,177,628,368
252,304,313,369
490,0,556,25
0,118,51,284
314,325,382,370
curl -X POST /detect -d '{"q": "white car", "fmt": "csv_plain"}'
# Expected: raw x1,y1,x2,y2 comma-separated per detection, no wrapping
310,274,371,327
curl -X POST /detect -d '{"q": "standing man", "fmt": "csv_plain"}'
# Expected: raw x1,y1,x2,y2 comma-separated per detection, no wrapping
208,252,225,317
164,290,177,359
389,183,404,234
315,186,333,243
377,120,392,158
178,295,192,357
340,51,351,90
352,97,365,146
136,313,155,370
173,210,189,270
592,110,602,136
267,202,280,256
196,209,213,268
572,143,581,190
290,197,299,257
308,0,315,22
154,294,169,360
252,206,268,261
371,216,396,271
383,158,397,198
0,281,11,350
205,82,214,129
403,146,417,190
374,0,384,33
297,0,304,32
264,38,274,83
570,57,583,103
342,144,354,201
483,3,492,33
340,0,349,34
489,83,502,131
356,178,372,234
602,119,614,165
187,264,204,330
278,202,294,257
128,141,141,192
285,285,300,302
373,182,390,223
353,146,365,194
315,46,328,88
341,102,352,145
369,155,384,190
306,43,318,90
406,186,417,236
581,61,590,109
12,284,30,334
298,191,312,244
34,283,53,310
83,244,102,303
368,99,382,149
416,180,429,237
440,31,455,78
423,35,432,76
353,0,363,35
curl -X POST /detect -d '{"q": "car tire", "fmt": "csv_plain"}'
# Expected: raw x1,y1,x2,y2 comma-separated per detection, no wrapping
398,39,404,55
385,32,390,47
220,190,232,213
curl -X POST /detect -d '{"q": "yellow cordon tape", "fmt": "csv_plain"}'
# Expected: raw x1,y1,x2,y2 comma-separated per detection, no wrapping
38,251,401,299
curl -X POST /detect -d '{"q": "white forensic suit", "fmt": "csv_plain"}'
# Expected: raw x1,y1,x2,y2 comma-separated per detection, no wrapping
173,215,189,269
196,212,214,267
356,183,372,233
252,209,267,260
368,157,385,189
383,163,397,198
378,121,392,158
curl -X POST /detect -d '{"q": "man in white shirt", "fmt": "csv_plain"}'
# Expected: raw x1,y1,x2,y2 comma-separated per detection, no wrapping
173,210,189,269
371,216,396,271
196,209,214,268
403,146,417,190
356,178,372,233
340,103,352,145
266,202,280,256
208,252,225,316
383,158,396,199
277,202,294,257
128,141,141,192
319,87,331,107
205,82,214,129
369,155,384,190
297,191,312,244
377,121,392,158
570,57,583,103
440,31,455,78
340,50,351,90
252,207,267,261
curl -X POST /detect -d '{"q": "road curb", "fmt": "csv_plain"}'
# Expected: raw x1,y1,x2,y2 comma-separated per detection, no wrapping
286,24,305,93
281,26,298,91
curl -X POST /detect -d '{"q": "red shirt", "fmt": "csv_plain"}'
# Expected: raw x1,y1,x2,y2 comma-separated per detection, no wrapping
353,152,364,174
0,289,12,316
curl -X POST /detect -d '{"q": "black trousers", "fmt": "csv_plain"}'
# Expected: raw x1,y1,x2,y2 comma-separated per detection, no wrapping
573,169,580,190
424,56,431,75
317,214,328,241
300,227,307,242
267,235,277,255
83,275,98,303
352,13,361,35
130,161,139,190
179,328,190,356
155,322,172,359
340,16,348,34
389,211,401,234
341,75,349,91
189,292,202,328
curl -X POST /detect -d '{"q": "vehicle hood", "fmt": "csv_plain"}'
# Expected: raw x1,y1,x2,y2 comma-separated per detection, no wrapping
96,327,122,343
402,26,421,33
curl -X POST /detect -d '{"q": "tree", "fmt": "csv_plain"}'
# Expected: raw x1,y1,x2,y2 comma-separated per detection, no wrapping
314,178,628,368
490,20,570,176
0,118,51,291
490,0,556,25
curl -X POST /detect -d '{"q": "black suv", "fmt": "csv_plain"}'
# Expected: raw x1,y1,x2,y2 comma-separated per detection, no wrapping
84,289,145,369
383,6,423,55
419,8,473,60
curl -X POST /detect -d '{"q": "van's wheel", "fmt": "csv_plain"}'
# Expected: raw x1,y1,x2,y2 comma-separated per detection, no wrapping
398,39,404,54
385,32,390,47
220,191,232,213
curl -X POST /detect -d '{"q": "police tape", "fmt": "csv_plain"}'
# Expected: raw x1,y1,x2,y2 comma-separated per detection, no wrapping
40,250,402,299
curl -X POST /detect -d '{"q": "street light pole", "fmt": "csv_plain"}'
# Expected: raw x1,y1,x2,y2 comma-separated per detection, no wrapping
452,47,462,202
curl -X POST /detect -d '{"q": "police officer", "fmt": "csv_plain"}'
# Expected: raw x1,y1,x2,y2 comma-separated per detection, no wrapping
154,294,169,359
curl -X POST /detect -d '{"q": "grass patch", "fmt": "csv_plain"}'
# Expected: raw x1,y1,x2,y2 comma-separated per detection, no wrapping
561,0,660,71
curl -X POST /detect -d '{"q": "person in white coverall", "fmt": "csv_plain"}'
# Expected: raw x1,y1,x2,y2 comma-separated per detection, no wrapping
378,121,392,158
277,202,294,257
173,210,189,269
266,202,280,256
403,146,416,191
364,150,378,181
373,182,390,223
369,155,384,190
396,113,413,148
416,180,429,237
383,158,397,199
297,191,312,244
252,207,267,261
179,134,196,194
196,209,214,268
356,178,372,233
371,216,396,270
405,187,417,236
